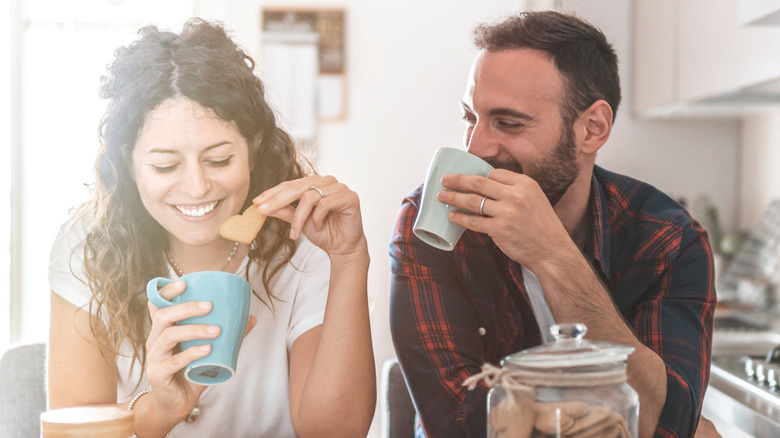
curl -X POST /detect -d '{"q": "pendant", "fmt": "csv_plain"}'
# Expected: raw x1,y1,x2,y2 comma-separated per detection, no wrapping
185,405,200,423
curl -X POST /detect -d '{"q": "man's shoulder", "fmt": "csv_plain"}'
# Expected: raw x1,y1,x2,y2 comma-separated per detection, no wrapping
594,166,708,263
400,184,424,211
594,166,693,229
392,184,424,235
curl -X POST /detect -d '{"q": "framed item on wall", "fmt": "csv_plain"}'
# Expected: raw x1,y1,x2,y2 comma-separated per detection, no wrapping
260,7,347,140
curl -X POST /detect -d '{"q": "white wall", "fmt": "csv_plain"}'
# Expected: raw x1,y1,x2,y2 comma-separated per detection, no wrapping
198,1,741,436
740,111,780,228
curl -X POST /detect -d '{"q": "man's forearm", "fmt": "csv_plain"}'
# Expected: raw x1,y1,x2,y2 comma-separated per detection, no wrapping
532,248,666,438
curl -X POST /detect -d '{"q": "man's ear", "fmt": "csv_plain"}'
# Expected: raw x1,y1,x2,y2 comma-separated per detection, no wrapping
576,99,613,155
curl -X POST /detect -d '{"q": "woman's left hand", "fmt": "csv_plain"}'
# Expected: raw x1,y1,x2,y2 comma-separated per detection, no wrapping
253,175,367,259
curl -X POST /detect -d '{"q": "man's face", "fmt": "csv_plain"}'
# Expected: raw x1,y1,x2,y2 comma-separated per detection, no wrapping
461,49,580,206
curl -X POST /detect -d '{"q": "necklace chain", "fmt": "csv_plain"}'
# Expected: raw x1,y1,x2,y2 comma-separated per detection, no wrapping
166,241,240,277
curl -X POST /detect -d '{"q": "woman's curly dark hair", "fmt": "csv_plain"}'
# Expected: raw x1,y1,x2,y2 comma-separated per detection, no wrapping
76,18,305,379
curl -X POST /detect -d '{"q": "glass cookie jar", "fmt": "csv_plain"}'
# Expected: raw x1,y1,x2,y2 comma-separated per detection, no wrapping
468,323,639,438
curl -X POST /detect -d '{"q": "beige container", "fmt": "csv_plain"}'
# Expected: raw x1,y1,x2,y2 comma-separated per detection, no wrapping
40,406,133,438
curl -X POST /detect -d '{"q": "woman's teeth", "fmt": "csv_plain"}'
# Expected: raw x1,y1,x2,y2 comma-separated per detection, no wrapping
176,201,218,217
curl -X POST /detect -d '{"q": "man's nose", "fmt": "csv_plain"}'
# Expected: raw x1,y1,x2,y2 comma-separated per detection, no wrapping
465,120,498,158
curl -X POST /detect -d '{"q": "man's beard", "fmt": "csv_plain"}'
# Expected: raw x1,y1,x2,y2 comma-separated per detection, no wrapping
484,124,579,207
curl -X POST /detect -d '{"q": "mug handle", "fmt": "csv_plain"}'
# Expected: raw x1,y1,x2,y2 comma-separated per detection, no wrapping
146,277,176,308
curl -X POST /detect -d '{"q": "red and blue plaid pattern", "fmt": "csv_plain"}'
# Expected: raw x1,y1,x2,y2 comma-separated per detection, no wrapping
389,166,716,438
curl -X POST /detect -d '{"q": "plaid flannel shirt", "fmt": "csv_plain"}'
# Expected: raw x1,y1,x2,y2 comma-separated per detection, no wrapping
389,165,716,438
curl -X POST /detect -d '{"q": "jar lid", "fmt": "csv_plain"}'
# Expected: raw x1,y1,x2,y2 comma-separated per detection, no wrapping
501,323,634,369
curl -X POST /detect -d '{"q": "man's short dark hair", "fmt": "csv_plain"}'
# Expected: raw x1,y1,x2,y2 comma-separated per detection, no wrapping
472,11,621,125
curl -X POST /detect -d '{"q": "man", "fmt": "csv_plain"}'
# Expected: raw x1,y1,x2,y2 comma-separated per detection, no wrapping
389,10,715,438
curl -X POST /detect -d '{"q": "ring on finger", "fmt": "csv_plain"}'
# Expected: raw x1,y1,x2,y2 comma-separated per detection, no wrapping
479,196,488,217
309,185,325,198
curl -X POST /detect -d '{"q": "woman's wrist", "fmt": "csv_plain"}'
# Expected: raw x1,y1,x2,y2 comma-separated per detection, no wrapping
128,389,152,412
127,389,174,438
327,238,370,267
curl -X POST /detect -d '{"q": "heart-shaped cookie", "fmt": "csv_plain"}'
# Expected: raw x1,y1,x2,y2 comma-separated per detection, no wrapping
219,205,267,244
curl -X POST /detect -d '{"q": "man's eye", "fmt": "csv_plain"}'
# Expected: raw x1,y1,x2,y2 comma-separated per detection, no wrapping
496,120,522,130
461,114,476,124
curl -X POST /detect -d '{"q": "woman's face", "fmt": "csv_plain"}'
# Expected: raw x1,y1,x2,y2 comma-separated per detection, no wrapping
132,97,251,248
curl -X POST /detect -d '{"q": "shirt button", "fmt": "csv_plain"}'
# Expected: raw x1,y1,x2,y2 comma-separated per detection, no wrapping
478,327,486,336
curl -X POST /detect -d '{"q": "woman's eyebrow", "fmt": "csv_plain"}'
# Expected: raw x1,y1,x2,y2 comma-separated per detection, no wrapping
147,141,232,154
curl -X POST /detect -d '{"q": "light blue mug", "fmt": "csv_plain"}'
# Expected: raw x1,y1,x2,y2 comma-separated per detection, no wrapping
146,271,251,385
413,147,494,251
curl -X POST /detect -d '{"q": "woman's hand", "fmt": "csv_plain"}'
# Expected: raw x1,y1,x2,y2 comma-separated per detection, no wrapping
253,175,368,260
144,280,214,422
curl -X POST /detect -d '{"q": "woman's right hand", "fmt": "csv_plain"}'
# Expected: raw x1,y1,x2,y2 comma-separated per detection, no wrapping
144,280,215,423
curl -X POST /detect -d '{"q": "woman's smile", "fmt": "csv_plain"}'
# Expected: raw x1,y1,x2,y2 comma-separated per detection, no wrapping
174,200,221,218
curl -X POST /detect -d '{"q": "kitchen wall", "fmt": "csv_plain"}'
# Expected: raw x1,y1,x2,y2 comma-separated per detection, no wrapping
191,0,741,436
741,111,780,228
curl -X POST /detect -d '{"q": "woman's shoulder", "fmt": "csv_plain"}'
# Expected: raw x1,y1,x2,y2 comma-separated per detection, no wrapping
50,212,90,264
49,212,93,308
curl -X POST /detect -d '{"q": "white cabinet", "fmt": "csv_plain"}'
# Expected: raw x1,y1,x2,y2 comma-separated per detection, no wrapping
633,0,780,117
739,0,780,25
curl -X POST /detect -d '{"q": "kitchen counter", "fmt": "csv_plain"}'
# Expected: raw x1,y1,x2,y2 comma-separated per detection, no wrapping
704,320,780,437
702,357,780,437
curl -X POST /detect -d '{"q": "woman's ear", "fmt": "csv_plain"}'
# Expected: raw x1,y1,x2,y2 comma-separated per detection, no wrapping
577,100,613,155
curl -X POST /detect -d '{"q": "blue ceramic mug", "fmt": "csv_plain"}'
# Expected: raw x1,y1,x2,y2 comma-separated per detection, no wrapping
146,271,251,385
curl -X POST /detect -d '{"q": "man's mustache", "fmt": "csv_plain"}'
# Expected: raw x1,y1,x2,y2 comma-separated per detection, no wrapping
484,157,523,175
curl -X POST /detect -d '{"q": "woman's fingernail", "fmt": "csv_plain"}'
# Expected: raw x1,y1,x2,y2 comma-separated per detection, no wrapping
207,325,220,334
198,301,211,310
199,345,211,353
258,203,269,211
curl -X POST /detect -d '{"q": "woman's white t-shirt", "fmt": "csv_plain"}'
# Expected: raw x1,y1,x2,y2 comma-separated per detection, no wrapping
48,221,330,437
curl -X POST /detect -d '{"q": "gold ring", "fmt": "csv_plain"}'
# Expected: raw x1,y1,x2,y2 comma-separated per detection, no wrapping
309,185,325,198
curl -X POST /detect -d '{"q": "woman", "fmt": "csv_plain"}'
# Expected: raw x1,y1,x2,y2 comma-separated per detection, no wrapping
47,19,375,437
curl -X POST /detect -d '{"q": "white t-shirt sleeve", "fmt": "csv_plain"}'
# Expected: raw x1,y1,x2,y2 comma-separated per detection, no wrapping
48,219,92,310
286,239,331,349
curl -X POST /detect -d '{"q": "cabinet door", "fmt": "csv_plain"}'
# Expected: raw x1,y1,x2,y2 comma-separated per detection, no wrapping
678,0,780,101
632,0,678,114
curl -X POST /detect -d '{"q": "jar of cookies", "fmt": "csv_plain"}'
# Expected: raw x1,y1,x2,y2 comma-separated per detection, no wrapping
465,323,638,438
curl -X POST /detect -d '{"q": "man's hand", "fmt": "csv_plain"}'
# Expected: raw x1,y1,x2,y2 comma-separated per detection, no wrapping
437,168,578,270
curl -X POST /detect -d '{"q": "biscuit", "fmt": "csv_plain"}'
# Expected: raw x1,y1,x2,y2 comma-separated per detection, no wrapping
219,205,267,244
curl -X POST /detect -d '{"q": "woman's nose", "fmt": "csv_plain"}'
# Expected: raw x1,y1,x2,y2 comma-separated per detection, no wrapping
180,165,211,198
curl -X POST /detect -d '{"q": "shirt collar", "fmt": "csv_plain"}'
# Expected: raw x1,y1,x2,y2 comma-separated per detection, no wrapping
589,166,612,280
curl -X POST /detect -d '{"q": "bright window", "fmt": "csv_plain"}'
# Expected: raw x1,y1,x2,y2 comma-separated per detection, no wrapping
6,0,193,350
